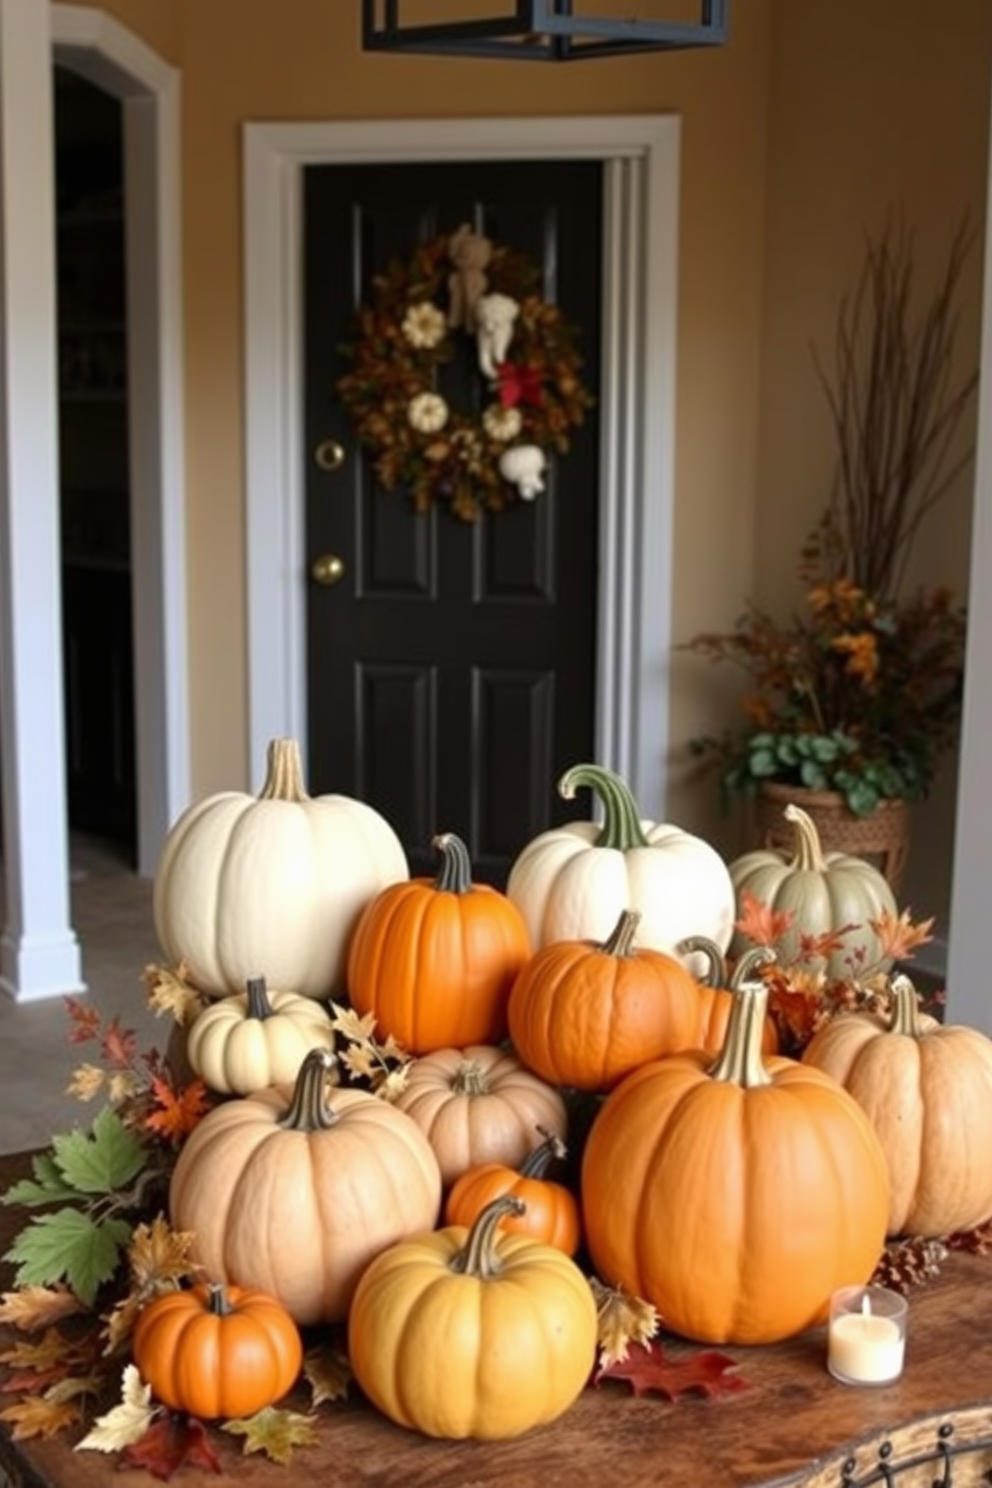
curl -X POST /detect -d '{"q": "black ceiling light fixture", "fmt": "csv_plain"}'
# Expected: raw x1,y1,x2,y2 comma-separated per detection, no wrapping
361,1,729,62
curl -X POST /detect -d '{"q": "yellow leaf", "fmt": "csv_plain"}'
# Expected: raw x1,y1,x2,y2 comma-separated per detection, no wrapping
0,1326,72,1371
0,1286,84,1331
101,1294,143,1357
45,1373,103,1404
303,1345,352,1406
329,1004,378,1045
377,1065,410,1102
339,1044,376,1082
222,1406,318,1466
0,1395,81,1441
142,963,207,1027
107,1070,144,1106
127,1214,198,1294
588,1276,659,1369
65,1064,106,1102
75,1365,155,1453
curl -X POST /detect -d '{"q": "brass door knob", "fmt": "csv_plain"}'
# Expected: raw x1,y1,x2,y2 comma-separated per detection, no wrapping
311,552,346,586
314,439,346,471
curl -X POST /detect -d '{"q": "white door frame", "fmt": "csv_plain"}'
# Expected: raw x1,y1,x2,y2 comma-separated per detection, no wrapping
0,2,188,1002
242,115,681,814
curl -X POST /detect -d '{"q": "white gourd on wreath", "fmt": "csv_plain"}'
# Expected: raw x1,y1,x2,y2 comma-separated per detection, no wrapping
153,737,408,1000
505,762,736,974
728,802,897,979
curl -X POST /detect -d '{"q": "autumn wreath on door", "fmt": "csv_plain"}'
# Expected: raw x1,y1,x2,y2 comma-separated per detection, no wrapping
336,224,595,522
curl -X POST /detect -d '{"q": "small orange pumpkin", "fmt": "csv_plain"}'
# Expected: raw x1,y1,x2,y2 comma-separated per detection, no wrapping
677,935,779,1057
131,1281,302,1420
347,832,531,1054
444,1128,581,1255
508,909,700,1090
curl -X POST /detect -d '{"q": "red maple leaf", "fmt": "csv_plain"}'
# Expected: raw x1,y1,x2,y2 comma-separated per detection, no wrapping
121,1413,222,1480
63,996,100,1044
734,890,794,949
100,1016,138,1068
143,1077,213,1145
593,1341,750,1400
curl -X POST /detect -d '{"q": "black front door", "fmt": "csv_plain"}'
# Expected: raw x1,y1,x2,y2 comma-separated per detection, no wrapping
303,160,602,883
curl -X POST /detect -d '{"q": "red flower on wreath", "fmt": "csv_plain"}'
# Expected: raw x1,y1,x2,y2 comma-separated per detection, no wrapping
494,360,544,409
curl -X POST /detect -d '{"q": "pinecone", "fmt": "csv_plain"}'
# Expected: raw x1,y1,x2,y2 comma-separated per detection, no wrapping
871,1236,947,1294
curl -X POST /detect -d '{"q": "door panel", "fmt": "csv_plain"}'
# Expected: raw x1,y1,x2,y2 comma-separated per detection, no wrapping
304,161,601,882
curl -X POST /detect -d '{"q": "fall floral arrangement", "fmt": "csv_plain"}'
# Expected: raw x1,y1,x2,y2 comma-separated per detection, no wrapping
688,218,976,817
336,223,594,521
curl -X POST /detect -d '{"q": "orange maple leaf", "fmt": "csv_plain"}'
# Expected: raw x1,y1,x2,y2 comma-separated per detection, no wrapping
796,925,860,962
734,890,794,948
64,996,100,1045
871,909,935,964
100,1017,138,1069
143,1077,212,1145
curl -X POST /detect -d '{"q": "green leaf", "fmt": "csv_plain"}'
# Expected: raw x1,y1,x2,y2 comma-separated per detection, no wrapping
748,747,779,778
50,1108,147,1196
3,1208,132,1306
809,735,841,763
844,779,881,818
800,760,827,790
2,1152,77,1208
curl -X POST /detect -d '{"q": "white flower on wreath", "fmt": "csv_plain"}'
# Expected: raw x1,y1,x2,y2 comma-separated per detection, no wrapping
482,404,523,442
402,301,447,350
408,392,449,435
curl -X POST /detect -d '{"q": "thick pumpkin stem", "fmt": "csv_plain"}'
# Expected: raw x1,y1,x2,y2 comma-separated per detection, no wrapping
706,980,774,1088
245,976,275,1020
783,804,828,871
450,1195,526,1279
732,946,777,987
449,1059,491,1097
431,832,473,893
675,937,776,988
888,974,925,1038
206,1282,233,1316
557,763,650,852
519,1128,567,1179
600,909,641,959
257,737,311,803
277,1048,340,1131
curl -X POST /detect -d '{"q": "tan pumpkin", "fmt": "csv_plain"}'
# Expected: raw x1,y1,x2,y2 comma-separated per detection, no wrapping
169,1048,442,1324
186,976,335,1095
728,803,898,979
676,935,779,1056
802,974,992,1237
390,1044,567,1188
153,737,408,1000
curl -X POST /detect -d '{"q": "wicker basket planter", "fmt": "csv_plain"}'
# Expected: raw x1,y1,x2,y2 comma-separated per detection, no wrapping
753,782,911,896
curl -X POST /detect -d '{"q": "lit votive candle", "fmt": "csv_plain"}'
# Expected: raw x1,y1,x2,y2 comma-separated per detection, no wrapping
827,1285,907,1386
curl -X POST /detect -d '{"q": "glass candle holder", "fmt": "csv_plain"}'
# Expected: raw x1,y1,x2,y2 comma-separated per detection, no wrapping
827,1285,907,1386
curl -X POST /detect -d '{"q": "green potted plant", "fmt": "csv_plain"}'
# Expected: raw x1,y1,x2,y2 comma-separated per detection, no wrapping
687,217,977,886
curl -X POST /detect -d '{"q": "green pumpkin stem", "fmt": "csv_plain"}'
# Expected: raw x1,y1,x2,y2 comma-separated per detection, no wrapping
258,737,310,803
245,976,275,1020
600,909,641,958
783,804,828,871
707,980,773,1088
431,832,473,893
888,974,925,1038
450,1059,490,1097
519,1128,567,1179
450,1195,525,1279
206,1282,233,1316
557,763,650,851
277,1048,339,1130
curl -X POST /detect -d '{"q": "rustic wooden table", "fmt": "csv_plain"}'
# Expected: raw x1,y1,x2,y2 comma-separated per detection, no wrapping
1,1146,991,1488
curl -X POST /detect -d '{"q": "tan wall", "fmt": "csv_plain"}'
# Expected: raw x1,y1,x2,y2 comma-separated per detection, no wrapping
754,0,992,931
57,0,992,941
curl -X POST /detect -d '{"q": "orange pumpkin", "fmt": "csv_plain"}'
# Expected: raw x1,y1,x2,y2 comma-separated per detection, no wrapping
677,935,780,1056
444,1128,581,1255
508,909,700,1090
347,832,531,1054
131,1281,302,1420
581,980,890,1346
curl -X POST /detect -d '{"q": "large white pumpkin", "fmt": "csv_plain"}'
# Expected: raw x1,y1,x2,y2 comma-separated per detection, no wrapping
153,738,408,999
506,762,735,970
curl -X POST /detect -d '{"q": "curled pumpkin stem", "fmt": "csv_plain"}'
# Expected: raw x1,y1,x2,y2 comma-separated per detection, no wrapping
450,1195,526,1279
277,1048,340,1131
557,763,650,852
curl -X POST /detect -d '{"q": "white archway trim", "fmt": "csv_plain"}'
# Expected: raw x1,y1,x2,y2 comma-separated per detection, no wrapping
242,115,680,813
52,3,190,877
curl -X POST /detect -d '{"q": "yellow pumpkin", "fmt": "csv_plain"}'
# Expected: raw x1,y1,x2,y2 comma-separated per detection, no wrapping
802,974,992,1237
348,1195,598,1439
153,737,408,1000
186,976,335,1095
169,1049,442,1324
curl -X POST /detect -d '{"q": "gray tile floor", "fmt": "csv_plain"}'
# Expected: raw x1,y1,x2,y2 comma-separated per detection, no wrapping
0,834,163,1155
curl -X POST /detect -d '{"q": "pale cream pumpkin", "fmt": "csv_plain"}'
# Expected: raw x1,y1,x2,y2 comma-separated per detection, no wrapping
153,737,408,1000
802,975,992,1237
390,1044,567,1188
185,976,334,1095
728,803,897,979
169,1049,442,1324
506,762,735,973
